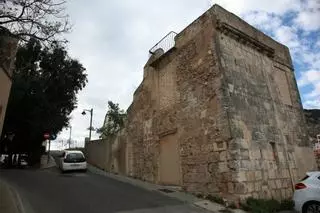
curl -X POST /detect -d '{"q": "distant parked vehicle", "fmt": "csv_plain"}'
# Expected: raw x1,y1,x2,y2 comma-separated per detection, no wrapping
19,154,28,167
59,150,87,172
293,171,320,213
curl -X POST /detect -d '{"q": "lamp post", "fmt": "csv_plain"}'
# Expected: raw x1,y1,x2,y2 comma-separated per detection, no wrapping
68,126,72,149
82,108,93,141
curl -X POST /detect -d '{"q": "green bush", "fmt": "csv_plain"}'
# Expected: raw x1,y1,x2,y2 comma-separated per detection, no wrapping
228,202,237,209
194,193,203,198
242,197,294,213
205,194,225,205
280,199,294,210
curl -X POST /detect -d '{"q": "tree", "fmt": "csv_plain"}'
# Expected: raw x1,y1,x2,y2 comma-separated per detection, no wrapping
0,0,70,44
97,101,126,139
3,39,87,164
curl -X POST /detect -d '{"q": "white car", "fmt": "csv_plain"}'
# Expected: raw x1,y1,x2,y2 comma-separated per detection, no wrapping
59,150,87,172
293,171,320,213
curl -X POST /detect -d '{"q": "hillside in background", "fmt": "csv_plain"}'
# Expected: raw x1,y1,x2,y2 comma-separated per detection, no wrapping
304,109,320,143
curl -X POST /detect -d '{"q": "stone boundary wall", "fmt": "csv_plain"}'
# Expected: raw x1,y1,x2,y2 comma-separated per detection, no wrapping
85,130,130,175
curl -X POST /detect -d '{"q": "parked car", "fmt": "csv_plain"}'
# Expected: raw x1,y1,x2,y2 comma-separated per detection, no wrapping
59,150,87,172
19,154,28,167
293,171,320,213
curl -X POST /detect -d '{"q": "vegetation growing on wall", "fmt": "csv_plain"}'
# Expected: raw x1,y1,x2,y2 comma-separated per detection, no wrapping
97,101,126,139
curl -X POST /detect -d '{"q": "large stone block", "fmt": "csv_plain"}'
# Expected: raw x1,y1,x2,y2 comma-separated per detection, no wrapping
219,151,227,161
255,171,262,180
247,182,255,193
268,169,276,179
234,182,247,194
218,162,228,172
246,171,256,181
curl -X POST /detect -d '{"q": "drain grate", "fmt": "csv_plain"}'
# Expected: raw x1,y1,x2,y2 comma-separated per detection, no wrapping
158,188,174,193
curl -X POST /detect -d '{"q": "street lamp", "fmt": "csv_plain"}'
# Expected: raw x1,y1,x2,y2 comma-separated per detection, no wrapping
82,108,93,141
68,126,72,149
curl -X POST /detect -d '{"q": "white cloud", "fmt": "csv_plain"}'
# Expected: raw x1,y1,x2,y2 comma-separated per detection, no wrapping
295,10,320,31
303,99,320,109
298,69,320,109
274,26,300,51
297,70,320,87
306,82,320,98
294,0,320,31
302,52,320,70
242,11,282,31
213,0,301,15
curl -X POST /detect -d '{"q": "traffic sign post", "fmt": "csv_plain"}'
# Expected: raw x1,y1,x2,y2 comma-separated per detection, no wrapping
44,133,51,163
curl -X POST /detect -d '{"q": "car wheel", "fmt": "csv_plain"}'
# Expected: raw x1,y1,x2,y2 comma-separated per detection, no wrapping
303,201,320,213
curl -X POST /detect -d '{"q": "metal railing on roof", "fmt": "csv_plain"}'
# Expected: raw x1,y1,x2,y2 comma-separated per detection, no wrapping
149,31,177,56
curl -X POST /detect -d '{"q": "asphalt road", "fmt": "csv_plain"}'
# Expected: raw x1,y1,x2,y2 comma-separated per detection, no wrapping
0,168,209,213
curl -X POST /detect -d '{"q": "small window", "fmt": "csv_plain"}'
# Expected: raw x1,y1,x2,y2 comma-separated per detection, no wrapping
270,142,279,163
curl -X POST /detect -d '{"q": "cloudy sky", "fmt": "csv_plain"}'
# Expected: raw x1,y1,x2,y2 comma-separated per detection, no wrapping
53,0,320,148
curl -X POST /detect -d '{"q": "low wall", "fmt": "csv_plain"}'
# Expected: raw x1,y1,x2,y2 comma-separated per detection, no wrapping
84,139,111,170
85,131,129,174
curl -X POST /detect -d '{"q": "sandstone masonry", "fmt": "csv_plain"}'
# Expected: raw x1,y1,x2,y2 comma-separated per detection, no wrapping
86,5,317,201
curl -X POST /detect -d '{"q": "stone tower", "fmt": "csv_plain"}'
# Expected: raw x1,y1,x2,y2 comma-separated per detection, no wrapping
120,5,316,200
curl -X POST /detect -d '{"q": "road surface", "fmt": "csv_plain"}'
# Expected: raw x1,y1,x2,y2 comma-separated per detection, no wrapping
0,168,210,213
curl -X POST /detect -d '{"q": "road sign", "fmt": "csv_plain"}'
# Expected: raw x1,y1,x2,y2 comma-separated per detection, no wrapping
44,133,50,139
50,134,57,140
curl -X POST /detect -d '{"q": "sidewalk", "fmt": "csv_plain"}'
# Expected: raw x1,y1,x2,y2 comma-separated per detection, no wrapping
0,179,23,213
40,155,56,169
87,164,246,213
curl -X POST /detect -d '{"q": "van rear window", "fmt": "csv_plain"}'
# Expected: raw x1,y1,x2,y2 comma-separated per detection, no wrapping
65,153,85,162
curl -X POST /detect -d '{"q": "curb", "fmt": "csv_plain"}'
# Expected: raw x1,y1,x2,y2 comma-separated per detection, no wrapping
40,155,57,169
0,179,25,213
8,184,25,213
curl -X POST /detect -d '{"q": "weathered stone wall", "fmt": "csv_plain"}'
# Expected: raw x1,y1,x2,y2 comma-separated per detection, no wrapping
126,10,228,188
95,4,314,202
85,131,130,175
174,12,229,193
215,5,314,200
85,139,112,170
